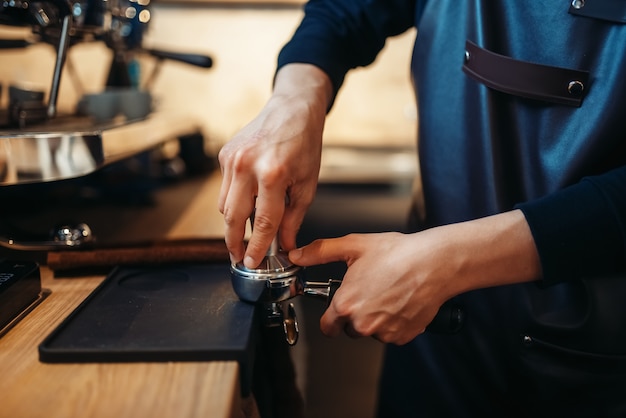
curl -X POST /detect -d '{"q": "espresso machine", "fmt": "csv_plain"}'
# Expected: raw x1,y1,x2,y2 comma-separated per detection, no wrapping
0,0,212,123
0,0,213,173
0,0,214,249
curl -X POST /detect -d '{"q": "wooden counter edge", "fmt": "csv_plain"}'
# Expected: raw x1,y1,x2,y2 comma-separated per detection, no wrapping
0,267,253,418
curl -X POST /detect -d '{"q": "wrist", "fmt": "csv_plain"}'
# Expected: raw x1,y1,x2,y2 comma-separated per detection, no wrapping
272,63,334,114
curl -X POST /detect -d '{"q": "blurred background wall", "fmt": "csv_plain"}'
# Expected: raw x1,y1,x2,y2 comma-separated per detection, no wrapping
0,2,417,165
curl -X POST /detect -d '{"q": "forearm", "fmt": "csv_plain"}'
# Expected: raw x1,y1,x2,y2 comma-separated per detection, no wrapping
272,63,335,115
291,209,542,343
431,209,542,300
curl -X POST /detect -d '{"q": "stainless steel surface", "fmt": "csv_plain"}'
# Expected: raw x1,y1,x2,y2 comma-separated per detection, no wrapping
283,302,299,346
302,280,340,299
230,243,303,303
230,234,340,345
0,111,201,185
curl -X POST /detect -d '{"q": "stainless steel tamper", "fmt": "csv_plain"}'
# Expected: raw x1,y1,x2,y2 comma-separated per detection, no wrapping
230,215,465,344
230,235,466,344
230,235,340,345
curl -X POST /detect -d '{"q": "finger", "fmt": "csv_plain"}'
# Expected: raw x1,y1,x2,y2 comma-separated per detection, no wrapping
278,190,314,251
218,144,249,263
243,187,287,268
319,282,356,338
343,323,364,339
278,214,300,252
288,235,361,267
217,165,231,215
217,144,234,214
319,306,346,338
222,179,256,264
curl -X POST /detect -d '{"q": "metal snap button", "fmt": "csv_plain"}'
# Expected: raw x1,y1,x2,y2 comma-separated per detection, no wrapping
567,80,584,97
571,0,585,10
522,335,533,347
464,50,470,62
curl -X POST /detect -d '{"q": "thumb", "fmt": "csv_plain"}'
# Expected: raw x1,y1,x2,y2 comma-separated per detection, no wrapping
288,237,352,267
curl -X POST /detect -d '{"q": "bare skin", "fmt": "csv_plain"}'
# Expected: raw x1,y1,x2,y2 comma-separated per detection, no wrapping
218,64,333,267
289,209,541,344
218,63,542,344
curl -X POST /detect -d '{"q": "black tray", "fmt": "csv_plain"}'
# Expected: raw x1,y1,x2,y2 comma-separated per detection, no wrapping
38,264,257,394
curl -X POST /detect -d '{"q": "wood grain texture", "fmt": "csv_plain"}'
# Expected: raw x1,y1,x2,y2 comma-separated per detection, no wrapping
0,268,248,418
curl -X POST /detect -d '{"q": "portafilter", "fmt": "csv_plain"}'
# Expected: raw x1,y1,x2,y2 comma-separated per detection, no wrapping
230,237,466,346
230,234,340,345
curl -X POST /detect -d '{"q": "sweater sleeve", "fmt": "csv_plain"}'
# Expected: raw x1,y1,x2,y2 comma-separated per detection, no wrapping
277,0,417,97
516,165,626,285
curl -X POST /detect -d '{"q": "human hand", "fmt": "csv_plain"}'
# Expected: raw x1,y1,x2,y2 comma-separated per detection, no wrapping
287,210,542,344
218,64,333,268
289,232,450,345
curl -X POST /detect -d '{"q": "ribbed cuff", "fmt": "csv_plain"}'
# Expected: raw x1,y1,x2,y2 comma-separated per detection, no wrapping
516,177,625,285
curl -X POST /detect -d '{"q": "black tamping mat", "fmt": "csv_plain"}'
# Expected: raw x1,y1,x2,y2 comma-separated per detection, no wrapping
38,264,257,395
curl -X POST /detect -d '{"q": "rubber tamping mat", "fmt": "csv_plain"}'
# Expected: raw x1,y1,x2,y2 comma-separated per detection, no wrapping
38,264,257,395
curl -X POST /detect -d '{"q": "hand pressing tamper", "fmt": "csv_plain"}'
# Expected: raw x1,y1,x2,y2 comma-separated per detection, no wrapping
230,234,341,345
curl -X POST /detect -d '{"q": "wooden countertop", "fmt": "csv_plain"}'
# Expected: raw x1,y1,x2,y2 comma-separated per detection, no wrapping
0,171,260,418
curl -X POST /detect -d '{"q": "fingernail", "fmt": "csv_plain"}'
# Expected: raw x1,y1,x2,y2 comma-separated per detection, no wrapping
289,248,302,261
243,255,256,269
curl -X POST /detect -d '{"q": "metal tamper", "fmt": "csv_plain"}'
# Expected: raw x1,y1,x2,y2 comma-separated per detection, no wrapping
230,234,340,345
230,214,465,345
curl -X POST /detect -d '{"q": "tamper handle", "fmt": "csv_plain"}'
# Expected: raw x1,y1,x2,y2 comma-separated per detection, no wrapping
249,210,279,257
267,235,280,257
426,301,465,334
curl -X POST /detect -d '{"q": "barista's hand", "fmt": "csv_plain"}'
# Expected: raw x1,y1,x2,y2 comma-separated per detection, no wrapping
290,232,447,345
288,210,542,345
218,64,334,268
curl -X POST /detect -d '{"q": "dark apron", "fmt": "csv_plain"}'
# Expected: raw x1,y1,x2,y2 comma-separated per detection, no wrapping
377,1,626,416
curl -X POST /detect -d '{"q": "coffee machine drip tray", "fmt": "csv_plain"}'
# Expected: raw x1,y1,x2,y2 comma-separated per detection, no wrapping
0,111,201,186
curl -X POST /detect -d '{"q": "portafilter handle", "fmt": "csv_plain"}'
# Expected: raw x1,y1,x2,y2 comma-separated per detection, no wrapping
302,279,342,304
231,217,465,343
275,279,340,345
303,279,465,334
258,278,341,346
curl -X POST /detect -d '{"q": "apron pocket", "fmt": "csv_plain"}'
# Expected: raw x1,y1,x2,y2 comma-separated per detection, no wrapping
462,40,590,107
518,333,626,417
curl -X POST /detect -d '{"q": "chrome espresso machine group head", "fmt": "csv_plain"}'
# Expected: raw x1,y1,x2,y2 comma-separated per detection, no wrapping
230,235,340,345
